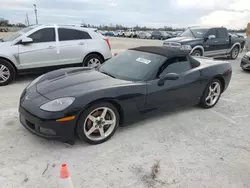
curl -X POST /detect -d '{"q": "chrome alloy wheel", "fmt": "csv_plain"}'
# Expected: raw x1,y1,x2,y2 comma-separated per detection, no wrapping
0,64,10,83
87,58,101,68
205,82,221,106
83,107,117,141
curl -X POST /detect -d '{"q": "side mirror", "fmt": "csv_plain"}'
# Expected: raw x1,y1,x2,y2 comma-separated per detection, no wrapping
21,37,33,44
158,73,179,86
208,35,216,40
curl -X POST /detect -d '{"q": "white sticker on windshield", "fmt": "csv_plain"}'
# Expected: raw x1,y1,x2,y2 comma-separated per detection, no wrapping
136,57,151,64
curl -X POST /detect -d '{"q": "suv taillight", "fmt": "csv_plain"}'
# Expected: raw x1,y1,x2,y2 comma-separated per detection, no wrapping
104,38,111,50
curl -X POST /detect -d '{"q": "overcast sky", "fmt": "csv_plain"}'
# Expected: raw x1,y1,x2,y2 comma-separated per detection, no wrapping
0,0,249,29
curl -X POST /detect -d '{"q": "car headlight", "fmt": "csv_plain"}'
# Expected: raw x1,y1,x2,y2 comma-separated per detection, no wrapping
26,74,44,89
40,97,75,112
181,45,192,50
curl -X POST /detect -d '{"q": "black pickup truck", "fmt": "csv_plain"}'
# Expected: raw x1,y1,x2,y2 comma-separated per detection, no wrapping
163,27,245,59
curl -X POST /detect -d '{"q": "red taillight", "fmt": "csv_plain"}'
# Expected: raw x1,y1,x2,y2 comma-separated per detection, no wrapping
104,38,111,50
224,69,232,76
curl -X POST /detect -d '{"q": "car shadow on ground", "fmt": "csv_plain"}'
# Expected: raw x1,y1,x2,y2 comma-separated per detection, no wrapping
15,74,41,83
118,104,202,132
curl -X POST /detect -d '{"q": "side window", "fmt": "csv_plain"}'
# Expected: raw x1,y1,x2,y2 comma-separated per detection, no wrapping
58,28,91,41
158,56,191,77
216,28,227,38
207,29,216,37
28,28,55,43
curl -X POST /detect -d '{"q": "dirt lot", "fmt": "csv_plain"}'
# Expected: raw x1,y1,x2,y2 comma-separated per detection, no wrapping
0,32,12,38
0,36,250,188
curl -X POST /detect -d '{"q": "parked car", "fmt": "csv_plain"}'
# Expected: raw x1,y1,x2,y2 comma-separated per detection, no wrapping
241,51,250,71
0,25,112,86
117,30,125,37
229,33,245,39
151,31,171,40
163,26,245,59
137,31,152,39
124,28,137,38
104,31,115,36
19,46,232,145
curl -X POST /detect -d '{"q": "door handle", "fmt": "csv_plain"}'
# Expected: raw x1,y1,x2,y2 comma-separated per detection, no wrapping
214,41,218,43
47,46,54,49
225,39,229,42
78,42,85,45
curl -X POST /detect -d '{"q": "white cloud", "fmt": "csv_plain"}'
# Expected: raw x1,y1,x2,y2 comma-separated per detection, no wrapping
200,10,250,29
175,0,231,9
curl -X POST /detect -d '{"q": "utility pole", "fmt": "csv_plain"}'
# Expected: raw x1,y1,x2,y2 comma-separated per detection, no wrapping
33,4,38,24
26,13,30,26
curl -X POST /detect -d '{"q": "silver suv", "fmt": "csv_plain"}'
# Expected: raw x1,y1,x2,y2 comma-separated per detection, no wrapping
0,25,112,86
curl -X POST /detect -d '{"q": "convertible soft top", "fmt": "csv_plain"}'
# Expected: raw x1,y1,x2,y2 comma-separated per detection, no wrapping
129,46,189,58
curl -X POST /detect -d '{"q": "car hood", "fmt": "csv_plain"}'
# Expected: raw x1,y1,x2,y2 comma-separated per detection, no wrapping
36,67,132,99
164,37,203,44
0,41,12,47
246,51,250,57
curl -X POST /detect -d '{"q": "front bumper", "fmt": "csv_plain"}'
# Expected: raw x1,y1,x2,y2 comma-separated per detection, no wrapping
19,106,76,141
241,56,250,70
19,86,77,142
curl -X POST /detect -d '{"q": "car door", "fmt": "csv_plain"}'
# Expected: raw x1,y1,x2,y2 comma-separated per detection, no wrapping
204,28,218,56
18,27,58,69
57,28,89,65
146,56,201,109
204,28,229,56
215,28,230,54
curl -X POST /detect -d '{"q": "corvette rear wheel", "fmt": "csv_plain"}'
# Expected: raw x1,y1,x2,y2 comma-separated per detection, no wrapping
200,79,222,108
76,102,120,144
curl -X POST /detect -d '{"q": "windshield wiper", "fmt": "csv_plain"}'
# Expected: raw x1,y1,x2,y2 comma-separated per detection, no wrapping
99,71,116,78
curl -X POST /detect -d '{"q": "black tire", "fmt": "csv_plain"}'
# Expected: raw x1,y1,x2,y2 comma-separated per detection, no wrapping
229,46,239,60
0,59,16,86
83,54,104,67
76,102,120,145
200,79,222,108
191,49,202,56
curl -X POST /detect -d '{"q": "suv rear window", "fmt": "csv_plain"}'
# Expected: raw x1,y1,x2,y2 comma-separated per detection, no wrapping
58,28,91,41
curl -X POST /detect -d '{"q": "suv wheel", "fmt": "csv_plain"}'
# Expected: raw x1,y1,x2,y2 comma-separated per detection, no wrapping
230,46,239,60
191,49,202,56
83,54,104,68
0,59,15,86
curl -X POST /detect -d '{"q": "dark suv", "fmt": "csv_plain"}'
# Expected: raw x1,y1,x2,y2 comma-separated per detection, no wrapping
151,31,171,40
163,27,245,59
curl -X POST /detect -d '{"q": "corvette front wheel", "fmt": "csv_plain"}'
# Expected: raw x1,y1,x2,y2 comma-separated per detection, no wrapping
76,102,120,144
200,79,222,108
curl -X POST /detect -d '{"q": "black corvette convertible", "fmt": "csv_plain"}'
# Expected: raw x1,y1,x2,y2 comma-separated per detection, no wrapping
19,46,232,145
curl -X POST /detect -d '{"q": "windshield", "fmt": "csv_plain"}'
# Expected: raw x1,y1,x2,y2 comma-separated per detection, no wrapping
180,28,209,38
98,50,163,81
2,26,36,42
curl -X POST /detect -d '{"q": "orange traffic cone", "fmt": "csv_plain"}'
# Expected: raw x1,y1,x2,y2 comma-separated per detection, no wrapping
59,164,74,188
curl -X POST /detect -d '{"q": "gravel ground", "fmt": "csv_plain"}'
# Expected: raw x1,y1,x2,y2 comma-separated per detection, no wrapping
0,37,250,188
